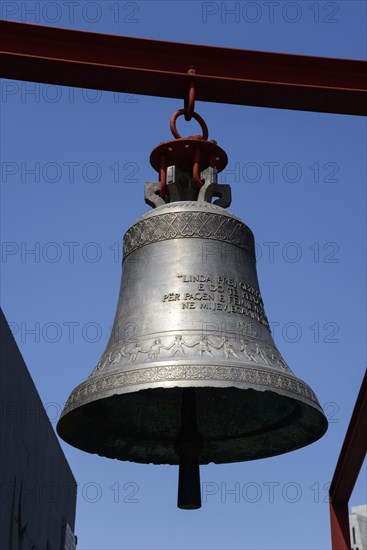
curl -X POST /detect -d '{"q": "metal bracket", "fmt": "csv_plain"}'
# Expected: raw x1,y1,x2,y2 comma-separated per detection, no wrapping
197,167,231,208
144,181,165,209
145,166,231,209
167,166,198,202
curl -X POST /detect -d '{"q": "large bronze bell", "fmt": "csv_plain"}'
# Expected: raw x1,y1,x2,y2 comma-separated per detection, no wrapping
57,110,327,509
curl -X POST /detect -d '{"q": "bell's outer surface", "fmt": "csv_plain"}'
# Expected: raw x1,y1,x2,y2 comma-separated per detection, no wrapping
57,201,328,465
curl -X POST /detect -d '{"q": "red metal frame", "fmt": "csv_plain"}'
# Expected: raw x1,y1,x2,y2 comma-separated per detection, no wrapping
329,370,367,549
0,21,366,116
1,20,366,547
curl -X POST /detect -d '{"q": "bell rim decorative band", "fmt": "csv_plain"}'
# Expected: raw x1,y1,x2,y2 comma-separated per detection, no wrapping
60,363,322,417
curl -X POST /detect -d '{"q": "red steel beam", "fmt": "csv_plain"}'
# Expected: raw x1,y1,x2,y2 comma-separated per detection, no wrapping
0,20,366,116
330,501,351,550
329,369,367,549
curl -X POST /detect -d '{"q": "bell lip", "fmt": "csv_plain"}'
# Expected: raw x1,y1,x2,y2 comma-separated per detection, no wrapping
58,363,323,418
57,374,328,466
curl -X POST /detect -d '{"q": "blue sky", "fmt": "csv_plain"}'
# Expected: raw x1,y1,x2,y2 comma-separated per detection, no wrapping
1,1,366,548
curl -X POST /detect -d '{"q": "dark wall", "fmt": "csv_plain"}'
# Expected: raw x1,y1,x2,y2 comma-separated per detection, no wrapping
0,309,77,550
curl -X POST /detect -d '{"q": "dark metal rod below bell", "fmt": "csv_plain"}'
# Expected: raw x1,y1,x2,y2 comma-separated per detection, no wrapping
177,456,201,510
175,388,203,510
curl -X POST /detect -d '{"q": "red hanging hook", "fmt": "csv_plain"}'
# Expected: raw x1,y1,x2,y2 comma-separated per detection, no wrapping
170,109,209,141
184,67,196,121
